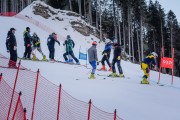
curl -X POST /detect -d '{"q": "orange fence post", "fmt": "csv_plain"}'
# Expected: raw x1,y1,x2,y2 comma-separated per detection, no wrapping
31,69,40,120
7,61,21,120
24,108,27,120
12,92,22,120
87,99,92,120
57,84,62,120
114,109,117,120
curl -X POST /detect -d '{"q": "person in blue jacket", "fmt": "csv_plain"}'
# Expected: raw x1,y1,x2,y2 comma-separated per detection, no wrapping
23,27,32,59
47,33,60,62
100,39,113,71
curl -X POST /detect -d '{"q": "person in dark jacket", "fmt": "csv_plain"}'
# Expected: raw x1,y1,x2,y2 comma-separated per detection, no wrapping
100,39,112,71
141,52,158,84
23,27,32,59
31,32,46,60
47,33,60,61
6,28,17,68
88,41,99,79
63,35,80,64
109,43,124,77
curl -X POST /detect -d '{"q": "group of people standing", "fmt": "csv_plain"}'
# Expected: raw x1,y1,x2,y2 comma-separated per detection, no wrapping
5,27,80,68
87,39,158,85
88,40,125,79
5,27,158,84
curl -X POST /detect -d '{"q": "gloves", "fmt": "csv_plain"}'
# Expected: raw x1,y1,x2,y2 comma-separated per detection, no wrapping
117,56,121,60
13,46,17,50
58,42,60,46
97,61,99,65
7,50,10,53
27,44,31,47
35,41,40,46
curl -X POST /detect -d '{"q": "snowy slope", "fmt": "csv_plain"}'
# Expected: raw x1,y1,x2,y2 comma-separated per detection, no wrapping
1,1,180,120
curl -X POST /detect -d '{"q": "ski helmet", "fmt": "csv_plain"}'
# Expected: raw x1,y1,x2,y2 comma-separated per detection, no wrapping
92,41,97,45
151,52,158,57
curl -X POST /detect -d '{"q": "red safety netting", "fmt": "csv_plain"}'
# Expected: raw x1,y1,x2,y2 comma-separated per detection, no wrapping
0,77,24,120
0,53,123,120
0,12,17,16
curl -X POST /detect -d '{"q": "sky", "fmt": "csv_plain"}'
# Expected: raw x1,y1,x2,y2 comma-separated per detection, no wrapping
1,1,180,120
148,0,180,22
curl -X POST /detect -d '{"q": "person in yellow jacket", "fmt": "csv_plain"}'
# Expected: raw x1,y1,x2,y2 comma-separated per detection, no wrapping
141,52,158,84
31,32,46,61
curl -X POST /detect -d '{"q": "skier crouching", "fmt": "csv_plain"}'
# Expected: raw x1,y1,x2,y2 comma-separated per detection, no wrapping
141,52,158,84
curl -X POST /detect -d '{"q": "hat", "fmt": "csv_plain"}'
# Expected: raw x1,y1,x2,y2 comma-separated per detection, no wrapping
26,27,30,31
52,32,56,35
33,32,37,36
92,41,97,45
10,28,16,31
67,35,71,39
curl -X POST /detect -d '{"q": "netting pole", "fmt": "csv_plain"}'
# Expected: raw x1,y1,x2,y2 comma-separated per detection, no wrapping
0,73,2,83
31,69,40,120
24,108,27,120
57,84,62,120
171,48,174,85
12,92,22,120
87,99,92,120
7,60,21,120
114,109,116,120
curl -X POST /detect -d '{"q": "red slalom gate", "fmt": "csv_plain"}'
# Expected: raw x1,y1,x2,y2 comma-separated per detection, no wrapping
0,53,124,120
158,48,174,85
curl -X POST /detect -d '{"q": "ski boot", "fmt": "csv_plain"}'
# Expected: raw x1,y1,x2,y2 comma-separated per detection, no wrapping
89,73,95,79
100,65,107,71
108,73,119,77
42,55,47,61
108,67,112,72
32,55,38,61
76,62,80,65
119,74,125,78
140,78,149,84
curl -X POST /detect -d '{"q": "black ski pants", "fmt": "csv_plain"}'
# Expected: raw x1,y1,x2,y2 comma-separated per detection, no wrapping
10,47,17,62
101,54,111,67
48,46,55,59
63,51,79,63
24,46,32,59
112,58,123,74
